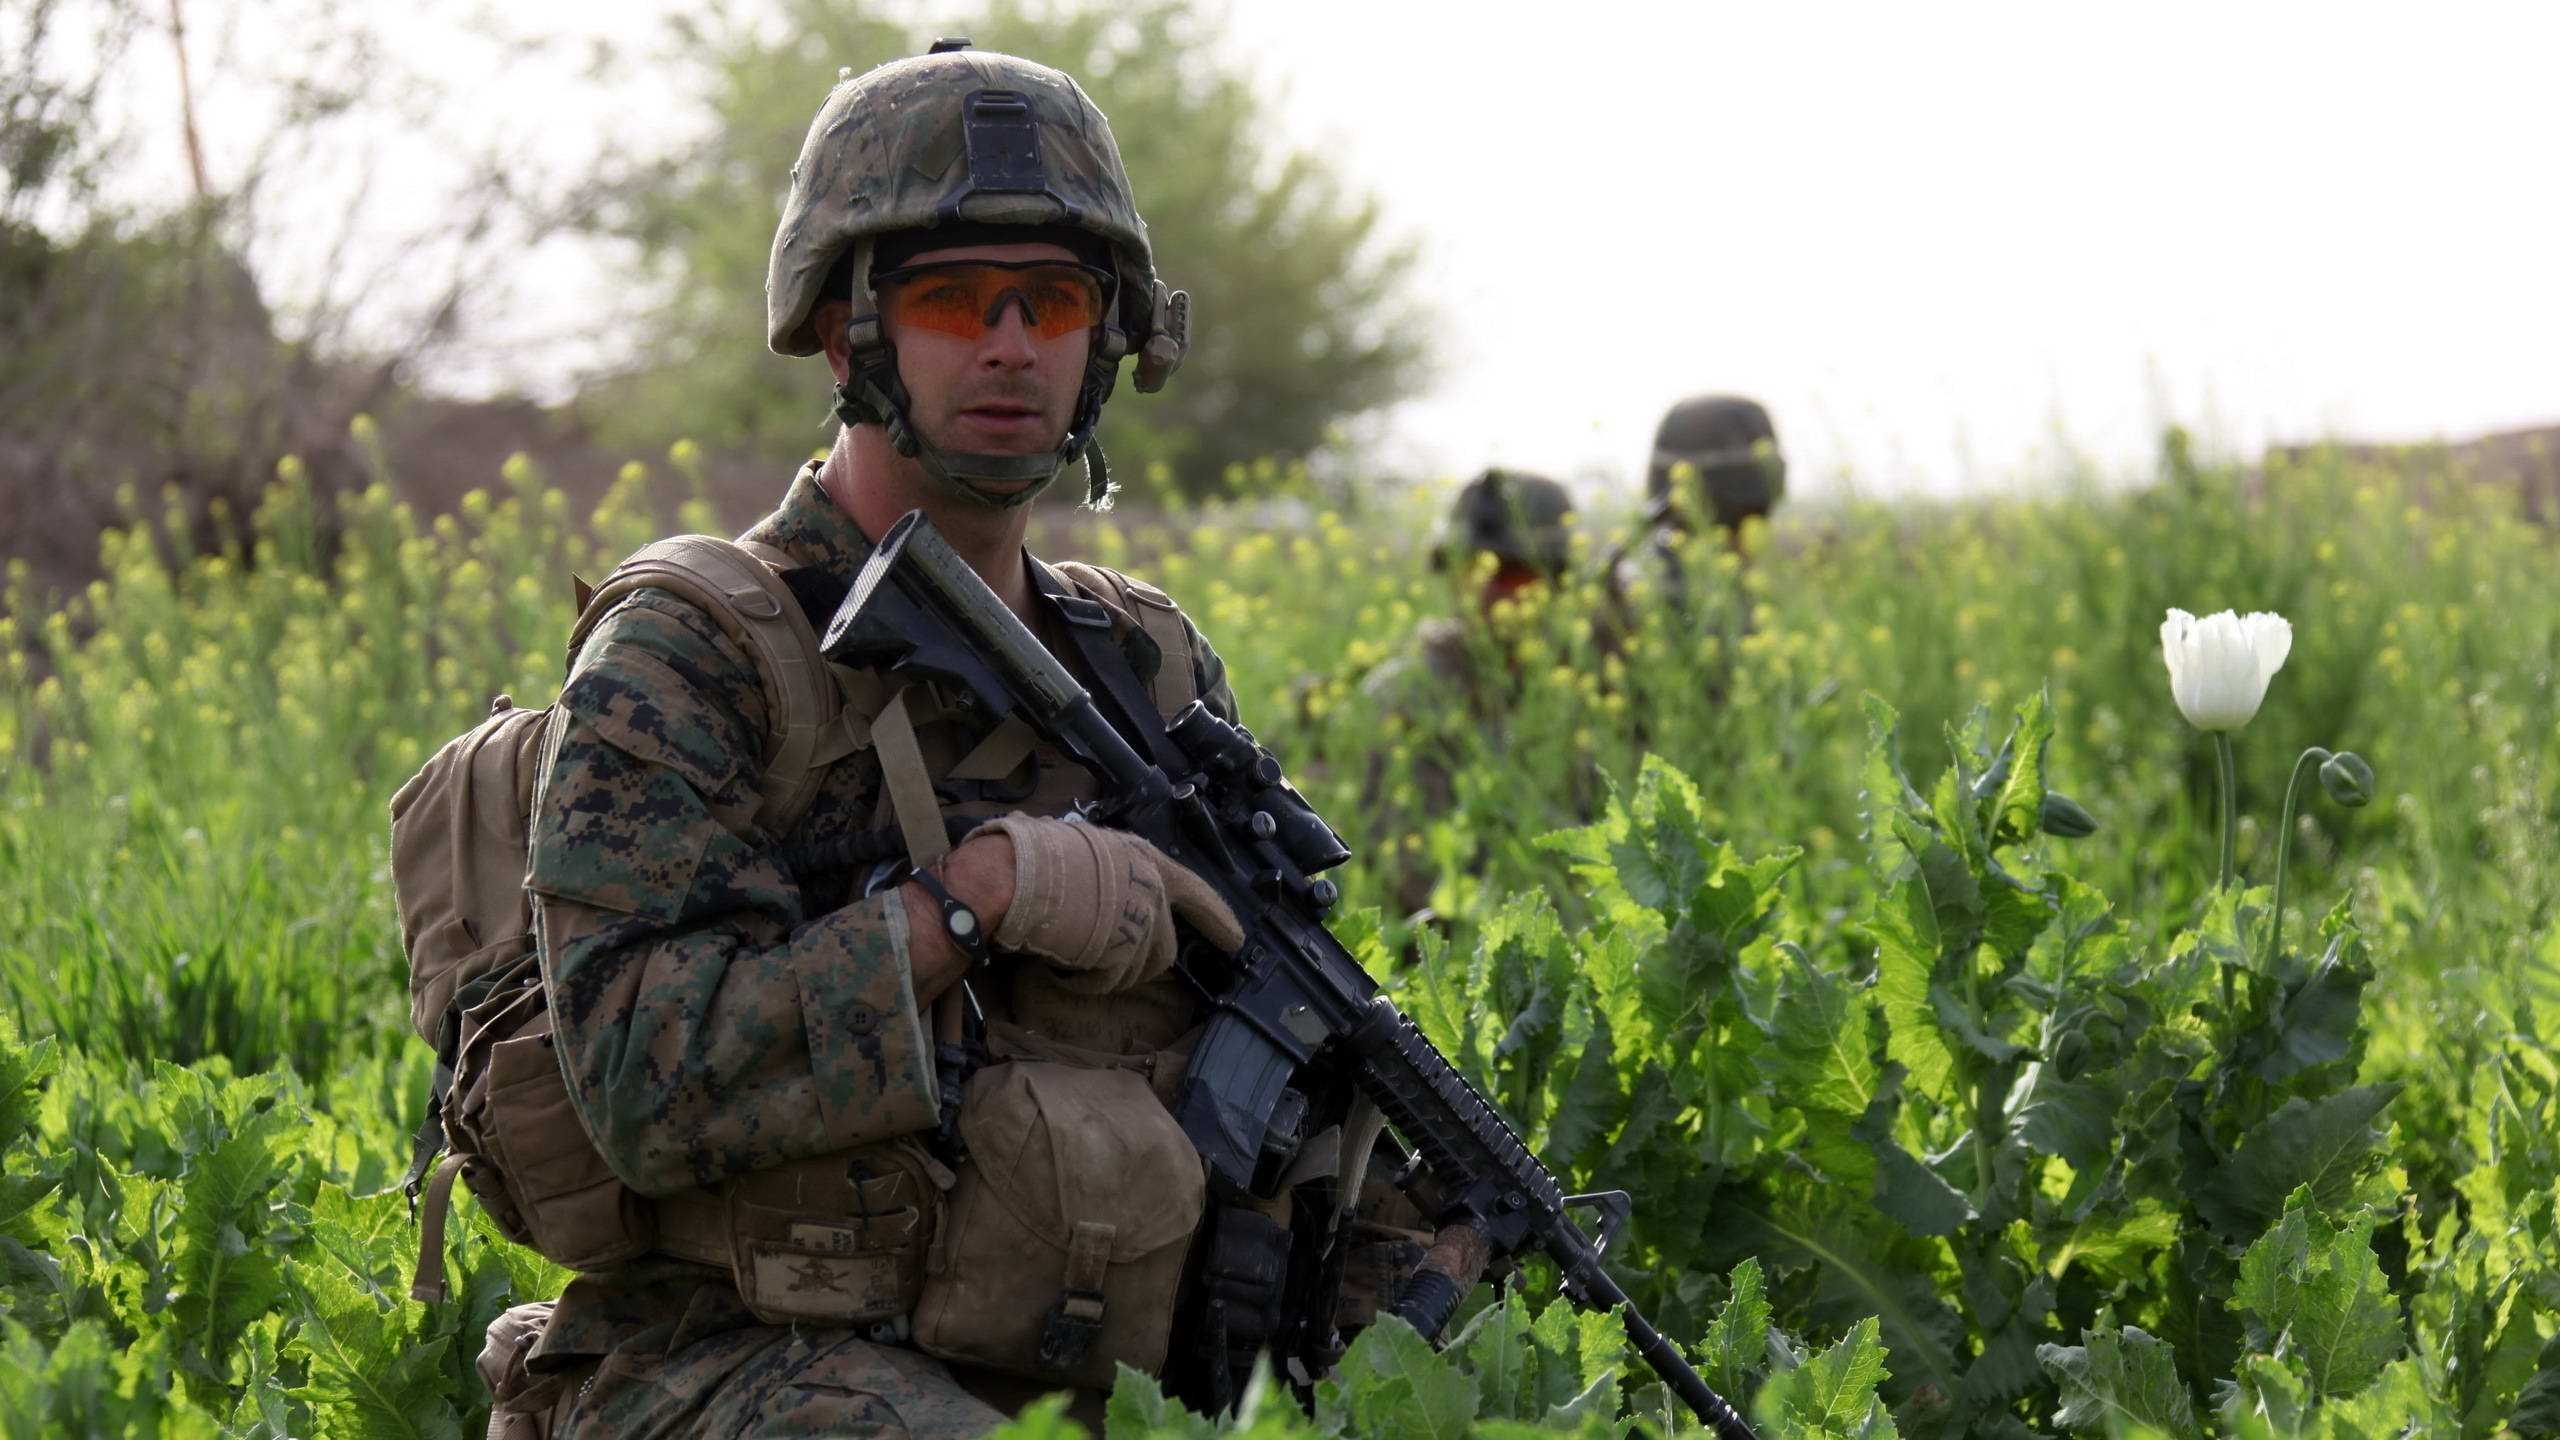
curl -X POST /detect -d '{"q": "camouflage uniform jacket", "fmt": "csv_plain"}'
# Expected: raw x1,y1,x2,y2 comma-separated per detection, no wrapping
523,462,1238,1366
1350,619,1510,921
1352,618,1604,924
1599,519,1755,665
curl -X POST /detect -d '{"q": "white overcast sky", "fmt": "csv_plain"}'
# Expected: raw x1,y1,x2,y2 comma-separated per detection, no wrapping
107,0,2560,501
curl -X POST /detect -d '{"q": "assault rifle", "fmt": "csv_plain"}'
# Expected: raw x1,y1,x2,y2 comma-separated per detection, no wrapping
823,511,1758,1440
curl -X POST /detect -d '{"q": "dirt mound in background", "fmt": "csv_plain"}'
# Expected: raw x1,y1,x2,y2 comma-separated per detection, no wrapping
2270,425,2560,524
2439,426,2560,523
363,392,784,531
1,376,788,605
2,373,1129,605
0,220,814,605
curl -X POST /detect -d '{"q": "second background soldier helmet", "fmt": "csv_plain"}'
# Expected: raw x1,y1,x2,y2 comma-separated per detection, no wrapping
1435,469,1576,579
1648,395,1785,529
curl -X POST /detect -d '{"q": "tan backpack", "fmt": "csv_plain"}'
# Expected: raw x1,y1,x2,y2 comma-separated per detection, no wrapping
389,535,834,1301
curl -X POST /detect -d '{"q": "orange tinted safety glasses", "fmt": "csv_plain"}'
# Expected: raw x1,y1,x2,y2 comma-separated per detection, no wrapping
873,260,1115,342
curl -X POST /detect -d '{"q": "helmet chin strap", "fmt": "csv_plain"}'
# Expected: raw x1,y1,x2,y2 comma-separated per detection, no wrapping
827,371,1056,507
910,432,1067,512
832,378,1106,511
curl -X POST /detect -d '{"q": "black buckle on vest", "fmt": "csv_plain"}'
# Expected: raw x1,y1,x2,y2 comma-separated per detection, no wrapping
1039,1287,1107,1368
1051,594,1114,629
1028,558,1194,776
930,1031,986,1169
933,765,1040,808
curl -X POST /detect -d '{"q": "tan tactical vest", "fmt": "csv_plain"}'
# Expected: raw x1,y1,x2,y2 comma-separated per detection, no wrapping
645,558,1215,1392
391,535,1212,1392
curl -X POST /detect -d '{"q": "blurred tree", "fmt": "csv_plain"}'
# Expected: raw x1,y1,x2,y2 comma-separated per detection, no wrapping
2,0,139,225
584,0,1428,501
0,0,286,583
0,0,617,595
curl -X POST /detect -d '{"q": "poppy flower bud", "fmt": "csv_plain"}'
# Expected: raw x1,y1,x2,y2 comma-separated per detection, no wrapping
2039,792,2099,839
2319,751,2375,808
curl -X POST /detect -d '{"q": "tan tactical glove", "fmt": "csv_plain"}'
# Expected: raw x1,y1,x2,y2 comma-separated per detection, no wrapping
966,814,1245,994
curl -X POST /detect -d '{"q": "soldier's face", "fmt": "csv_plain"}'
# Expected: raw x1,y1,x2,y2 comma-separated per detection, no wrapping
877,240,1093,459
1479,561,1545,614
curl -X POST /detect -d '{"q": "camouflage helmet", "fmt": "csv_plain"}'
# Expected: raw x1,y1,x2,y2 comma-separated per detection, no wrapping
1434,469,1575,579
1647,394,1784,528
767,42,1190,508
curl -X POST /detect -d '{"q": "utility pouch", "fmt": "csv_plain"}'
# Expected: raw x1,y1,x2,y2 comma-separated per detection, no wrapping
912,1058,1206,1390
391,704,553,1045
444,956,656,1271
658,1138,952,1327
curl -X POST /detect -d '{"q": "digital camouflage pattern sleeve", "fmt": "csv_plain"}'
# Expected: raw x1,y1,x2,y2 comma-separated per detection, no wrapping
526,588,938,1197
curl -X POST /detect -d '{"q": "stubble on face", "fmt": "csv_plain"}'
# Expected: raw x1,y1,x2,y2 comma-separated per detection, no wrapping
907,364,1081,457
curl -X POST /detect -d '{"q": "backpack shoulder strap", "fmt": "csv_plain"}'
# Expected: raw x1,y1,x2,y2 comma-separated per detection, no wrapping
1049,560,1199,718
565,535,833,837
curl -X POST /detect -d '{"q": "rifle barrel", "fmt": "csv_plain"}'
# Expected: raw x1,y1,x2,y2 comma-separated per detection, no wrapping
1572,1260,1759,1440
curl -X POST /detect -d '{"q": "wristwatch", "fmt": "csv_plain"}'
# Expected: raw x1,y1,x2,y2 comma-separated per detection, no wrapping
907,865,991,968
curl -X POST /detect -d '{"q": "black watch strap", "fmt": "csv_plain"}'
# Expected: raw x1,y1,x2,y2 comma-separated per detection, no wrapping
908,866,991,968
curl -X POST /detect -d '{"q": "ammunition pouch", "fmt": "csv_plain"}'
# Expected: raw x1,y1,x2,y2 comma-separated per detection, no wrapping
1191,1205,1292,1394
912,1052,1206,1390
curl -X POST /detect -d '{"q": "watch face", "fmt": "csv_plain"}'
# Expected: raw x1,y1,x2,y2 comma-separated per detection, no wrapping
950,908,979,939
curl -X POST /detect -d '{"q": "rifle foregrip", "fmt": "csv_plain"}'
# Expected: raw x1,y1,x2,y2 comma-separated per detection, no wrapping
1389,1268,1465,1340
1346,998,1560,1218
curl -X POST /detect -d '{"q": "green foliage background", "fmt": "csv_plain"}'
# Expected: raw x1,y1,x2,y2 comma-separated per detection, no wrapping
587,0,1426,500
2,432,2556,1435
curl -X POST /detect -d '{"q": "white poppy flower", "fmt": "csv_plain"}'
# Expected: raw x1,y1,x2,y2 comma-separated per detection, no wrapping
2160,608,2292,732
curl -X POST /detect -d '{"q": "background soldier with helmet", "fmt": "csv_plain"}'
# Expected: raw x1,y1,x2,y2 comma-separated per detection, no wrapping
1299,468,1579,1328
1607,392,1792,609
1356,406,1782,931
1602,394,1786,656
456,41,1474,1437
1352,468,1581,927
1643,394,1787,538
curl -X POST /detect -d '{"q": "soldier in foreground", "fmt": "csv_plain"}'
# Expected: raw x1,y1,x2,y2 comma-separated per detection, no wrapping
458,44,1476,1436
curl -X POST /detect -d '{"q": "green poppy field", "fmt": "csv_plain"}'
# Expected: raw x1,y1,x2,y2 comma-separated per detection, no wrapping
1,435,2553,1436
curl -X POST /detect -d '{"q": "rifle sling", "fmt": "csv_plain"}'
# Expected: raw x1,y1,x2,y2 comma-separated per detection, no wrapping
1030,559,1193,776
